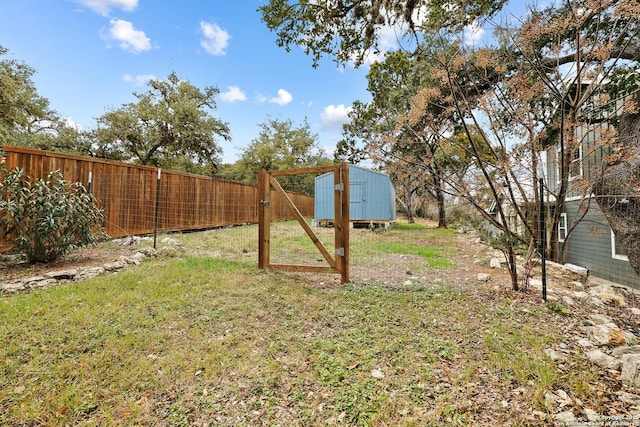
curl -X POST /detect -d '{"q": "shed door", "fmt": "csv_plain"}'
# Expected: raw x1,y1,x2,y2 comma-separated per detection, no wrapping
350,182,365,219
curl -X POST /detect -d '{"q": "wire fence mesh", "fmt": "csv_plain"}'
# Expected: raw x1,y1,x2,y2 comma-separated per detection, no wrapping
2,140,639,289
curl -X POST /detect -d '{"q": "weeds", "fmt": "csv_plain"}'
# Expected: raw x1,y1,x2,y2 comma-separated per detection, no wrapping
0,223,592,425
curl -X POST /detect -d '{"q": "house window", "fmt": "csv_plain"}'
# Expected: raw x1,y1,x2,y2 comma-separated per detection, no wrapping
611,230,629,261
558,213,568,242
569,141,583,181
555,142,583,185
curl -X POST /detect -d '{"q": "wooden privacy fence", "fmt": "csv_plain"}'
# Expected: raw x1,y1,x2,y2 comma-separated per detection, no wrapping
0,146,314,251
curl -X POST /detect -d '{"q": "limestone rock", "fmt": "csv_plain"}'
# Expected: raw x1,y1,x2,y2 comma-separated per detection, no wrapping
477,273,491,282
591,314,614,324
589,284,627,307
545,389,572,409
138,247,157,257
158,247,183,257
76,266,105,280
29,279,57,288
371,369,385,379
564,263,588,278
573,291,590,299
617,391,640,406
553,411,577,423
577,338,594,348
2,283,26,293
621,354,640,387
569,281,585,290
624,331,638,344
489,257,503,268
118,236,142,246
586,349,620,369
587,323,628,347
544,348,565,361
584,408,600,422
587,297,606,307
22,276,46,285
529,278,543,290
129,252,147,263
44,269,78,280
161,237,181,245
103,260,128,271
612,345,640,358
546,261,588,283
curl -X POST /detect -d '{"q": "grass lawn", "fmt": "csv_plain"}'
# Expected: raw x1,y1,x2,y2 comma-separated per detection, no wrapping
0,222,599,425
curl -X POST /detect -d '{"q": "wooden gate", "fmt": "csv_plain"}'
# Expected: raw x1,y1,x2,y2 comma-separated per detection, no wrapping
258,163,350,283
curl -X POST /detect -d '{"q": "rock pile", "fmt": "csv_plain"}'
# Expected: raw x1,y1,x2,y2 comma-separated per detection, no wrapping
545,301,640,423
482,248,640,422
536,277,640,422
1,236,183,295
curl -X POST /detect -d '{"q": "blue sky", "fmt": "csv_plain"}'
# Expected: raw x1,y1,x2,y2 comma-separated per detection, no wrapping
0,0,374,163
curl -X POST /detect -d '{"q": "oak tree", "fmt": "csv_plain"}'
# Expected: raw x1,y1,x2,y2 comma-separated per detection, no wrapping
94,72,230,174
225,117,332,194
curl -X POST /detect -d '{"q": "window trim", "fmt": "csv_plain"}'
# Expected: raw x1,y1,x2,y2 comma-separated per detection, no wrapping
555,142,583,184
611,230,629,261
558,212,568,243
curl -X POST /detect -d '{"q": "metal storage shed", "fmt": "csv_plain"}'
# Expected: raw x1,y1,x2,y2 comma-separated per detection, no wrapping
314,165,396,225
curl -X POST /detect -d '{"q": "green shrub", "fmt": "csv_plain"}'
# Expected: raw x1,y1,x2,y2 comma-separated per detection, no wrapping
0,166,106,263
446,205,482,228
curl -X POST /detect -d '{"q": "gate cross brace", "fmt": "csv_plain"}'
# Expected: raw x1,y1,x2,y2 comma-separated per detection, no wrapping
268,176,337,269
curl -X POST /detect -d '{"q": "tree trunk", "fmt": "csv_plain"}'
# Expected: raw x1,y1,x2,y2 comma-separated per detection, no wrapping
431,167,447,228
407,201,416,224
436,182,447,228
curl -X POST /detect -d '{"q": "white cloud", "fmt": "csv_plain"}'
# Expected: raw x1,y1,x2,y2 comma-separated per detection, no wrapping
105,19,151,53
220,86,247,103
62,117,82,130
320,104,352,129
200,21,230,56
123,74,157,85
254,93,268,104
268,89,293,106
464,20,485,46
73,0,137,16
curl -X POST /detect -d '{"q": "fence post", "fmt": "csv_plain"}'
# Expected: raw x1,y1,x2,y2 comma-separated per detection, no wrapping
539,177,547,302
340,163,350,284
257,169,271,269
153,168,161,249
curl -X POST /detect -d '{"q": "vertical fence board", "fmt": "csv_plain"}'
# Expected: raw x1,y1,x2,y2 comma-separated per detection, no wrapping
0,146,313,251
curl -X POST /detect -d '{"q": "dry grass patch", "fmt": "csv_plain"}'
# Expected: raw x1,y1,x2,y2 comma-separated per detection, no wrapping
1,223,604,425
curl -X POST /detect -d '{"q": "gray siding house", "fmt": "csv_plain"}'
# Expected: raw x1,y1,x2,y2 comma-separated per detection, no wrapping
546,96,639,288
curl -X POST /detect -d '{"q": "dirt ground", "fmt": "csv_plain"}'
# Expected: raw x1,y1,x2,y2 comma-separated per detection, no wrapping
3,224,640,424
0,240,143,284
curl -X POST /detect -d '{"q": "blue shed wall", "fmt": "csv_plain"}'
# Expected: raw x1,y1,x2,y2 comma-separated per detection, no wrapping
314,165,396,222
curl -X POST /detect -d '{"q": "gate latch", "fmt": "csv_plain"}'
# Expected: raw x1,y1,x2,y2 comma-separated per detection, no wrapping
260,200,270,206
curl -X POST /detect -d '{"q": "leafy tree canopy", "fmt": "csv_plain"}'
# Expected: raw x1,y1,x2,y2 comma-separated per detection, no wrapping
223,116,332,194
259,0,507,67
94,72,230,174
0,45,69,148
